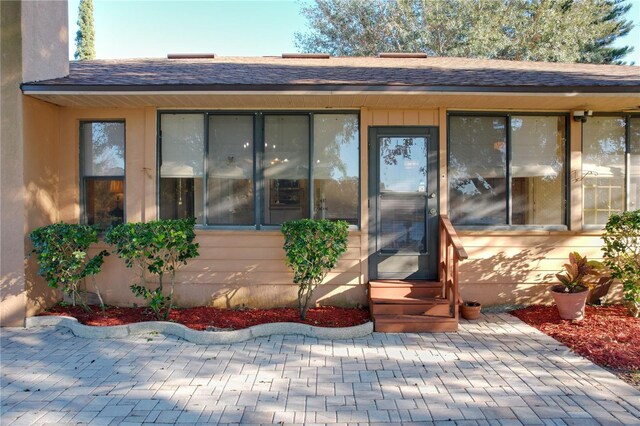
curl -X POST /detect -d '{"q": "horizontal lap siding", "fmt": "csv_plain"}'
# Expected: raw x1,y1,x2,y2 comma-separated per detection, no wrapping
368,109,438,126
93,231,366,308
173,231,364,307
185,232,362,281
456,232,621,306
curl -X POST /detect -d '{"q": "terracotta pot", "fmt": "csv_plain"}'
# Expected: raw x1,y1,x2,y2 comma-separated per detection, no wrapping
548,285,589,320
460,301,482,320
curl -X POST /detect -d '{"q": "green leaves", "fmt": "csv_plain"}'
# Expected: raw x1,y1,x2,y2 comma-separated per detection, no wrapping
281,219,349,320
296,0,633,64
29,222,109,311
105,218,200,320
602,210,640,317
74,0,95,60
555,251,604,293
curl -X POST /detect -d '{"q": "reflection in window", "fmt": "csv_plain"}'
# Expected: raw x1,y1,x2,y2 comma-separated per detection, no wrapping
449,116,507,225
449,115,567,226
378,136,427,252
379,137,427,192
630,118,640,212
159,114,204,224
158,112,360,227
313,114,359,224
208,115,254,225
582,117,626,225
511,116,566,225
80,121,125,229
263,115,309,225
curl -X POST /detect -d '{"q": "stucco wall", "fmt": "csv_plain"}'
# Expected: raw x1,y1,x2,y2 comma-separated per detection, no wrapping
1,0,27,326
0,0,68,326
23,96,62,317
21,0,68,83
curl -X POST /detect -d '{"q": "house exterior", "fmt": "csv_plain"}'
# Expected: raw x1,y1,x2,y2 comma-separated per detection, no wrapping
1,1,639,327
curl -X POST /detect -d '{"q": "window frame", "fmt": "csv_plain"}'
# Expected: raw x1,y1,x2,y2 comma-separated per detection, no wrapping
582,113,640,230
79,119,126,227
156,110,361,230
447,111,570,231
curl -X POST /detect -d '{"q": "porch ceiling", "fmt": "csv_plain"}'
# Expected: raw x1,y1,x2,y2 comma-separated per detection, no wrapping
24,91,640,111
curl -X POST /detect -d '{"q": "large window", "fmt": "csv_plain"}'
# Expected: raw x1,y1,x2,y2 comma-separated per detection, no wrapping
448,114,567,227
159,114,204,224
583,116,640,226
80,121,125,229
313,114,359,222
158,112,359,227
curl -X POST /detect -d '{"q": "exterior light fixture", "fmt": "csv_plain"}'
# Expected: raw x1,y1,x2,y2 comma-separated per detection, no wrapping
573,110,593,122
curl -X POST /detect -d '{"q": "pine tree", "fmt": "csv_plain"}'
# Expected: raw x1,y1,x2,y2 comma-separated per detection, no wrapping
296,0,634,64
74,0,96,60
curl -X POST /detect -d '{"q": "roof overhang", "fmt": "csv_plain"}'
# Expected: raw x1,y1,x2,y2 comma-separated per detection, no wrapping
21,84,640,111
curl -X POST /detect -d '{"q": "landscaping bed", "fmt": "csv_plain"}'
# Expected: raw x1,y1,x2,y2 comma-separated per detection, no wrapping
39,304,371,330
511,304,640,388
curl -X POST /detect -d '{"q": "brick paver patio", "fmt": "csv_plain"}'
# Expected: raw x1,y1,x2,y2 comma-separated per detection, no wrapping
1,313,639,425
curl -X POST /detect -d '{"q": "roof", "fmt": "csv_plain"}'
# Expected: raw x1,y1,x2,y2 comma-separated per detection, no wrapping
21,56,640,94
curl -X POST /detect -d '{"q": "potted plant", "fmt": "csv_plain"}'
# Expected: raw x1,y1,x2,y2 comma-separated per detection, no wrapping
460,300,482,320
549,252,603,320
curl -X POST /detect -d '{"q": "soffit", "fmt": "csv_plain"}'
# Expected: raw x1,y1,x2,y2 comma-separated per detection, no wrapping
25,92,640,112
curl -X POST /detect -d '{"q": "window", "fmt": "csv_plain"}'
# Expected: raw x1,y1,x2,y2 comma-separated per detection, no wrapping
448,114,567,227
158,112,359,227
264,115,310,225
159,114,204,224
80,121,125,229
208,115,255,225
313,114,359,224
583,116,640,226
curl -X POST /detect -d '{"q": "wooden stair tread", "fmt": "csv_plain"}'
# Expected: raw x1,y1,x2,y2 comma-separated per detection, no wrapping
370,296,448,305
370,280,441,288
374,314,457,322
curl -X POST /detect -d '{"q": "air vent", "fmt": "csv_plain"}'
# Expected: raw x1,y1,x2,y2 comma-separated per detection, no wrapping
167,53,216,59
282,53,330,59
378,52,427,58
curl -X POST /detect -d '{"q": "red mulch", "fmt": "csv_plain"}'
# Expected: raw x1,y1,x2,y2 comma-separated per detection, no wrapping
511,305,640,372
40,304,370,330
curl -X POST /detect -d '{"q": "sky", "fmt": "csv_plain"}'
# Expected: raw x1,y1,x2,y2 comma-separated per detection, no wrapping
68,0,640,64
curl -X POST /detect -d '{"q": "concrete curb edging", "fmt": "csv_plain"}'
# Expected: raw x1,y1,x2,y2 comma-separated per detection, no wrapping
25,315,374,344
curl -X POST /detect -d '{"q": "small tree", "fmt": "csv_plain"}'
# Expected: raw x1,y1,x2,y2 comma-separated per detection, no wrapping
281,219,349,320
74,0,96,60
602,210,640,317
29,222,108,312
105,218,199,320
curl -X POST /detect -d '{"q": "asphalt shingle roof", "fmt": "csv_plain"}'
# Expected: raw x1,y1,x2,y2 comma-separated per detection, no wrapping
22,56,640,92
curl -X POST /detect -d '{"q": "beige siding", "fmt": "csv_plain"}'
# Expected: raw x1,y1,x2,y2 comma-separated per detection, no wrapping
94,231,365,308
368,108,438,126
457,232,620,306
18,100,631,315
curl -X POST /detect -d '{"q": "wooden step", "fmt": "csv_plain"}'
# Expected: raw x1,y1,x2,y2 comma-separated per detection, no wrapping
370,297,451,316
369,280,442,299
373,315,458,332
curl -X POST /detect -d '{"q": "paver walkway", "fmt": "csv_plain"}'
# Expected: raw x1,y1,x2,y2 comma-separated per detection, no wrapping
1,313,639,425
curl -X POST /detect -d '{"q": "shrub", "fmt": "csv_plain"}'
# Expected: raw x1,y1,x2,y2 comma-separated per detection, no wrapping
281,219,349,320
29,222,108,312
602,210,640,317
105,218,199,320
